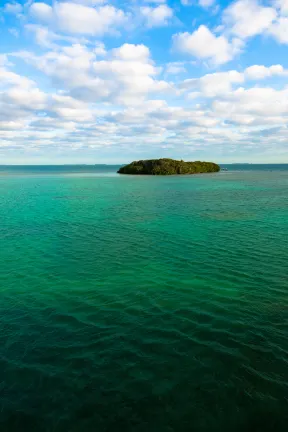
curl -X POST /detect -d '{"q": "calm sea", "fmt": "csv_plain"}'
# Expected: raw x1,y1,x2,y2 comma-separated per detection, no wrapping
1,164,288,431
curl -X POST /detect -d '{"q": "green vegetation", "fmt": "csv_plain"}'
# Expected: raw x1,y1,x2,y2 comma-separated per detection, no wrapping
118,158,220,175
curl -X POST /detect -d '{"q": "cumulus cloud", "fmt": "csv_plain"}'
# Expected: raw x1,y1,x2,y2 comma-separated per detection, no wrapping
2,0,288,161
220,0,288,46
273,0,288,14
3,36,288,159
0,54,8,66
173,0,288,66
213,87,288,120
180,65,287,98
3,2,23,14
30,2,53,22
198,0,216,8
140,4,173,27
112,44,150,62
8,28,19,37
223,0,277,39
165,62,187,75
173,25,243,65
181,70,244,97
13,42,171,105
181,0,216,7
68,0,106,4
25,24,88,49
49,95,94,122
143,0,167,3
0,66,35,89
3,88,47,110
268,17,288,43
244,64,286,79
0,62,48,130
29,2,128,35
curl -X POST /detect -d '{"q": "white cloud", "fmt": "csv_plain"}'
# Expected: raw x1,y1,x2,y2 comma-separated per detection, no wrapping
140,4,173,27
223,0,276,39
0,55,8,66
165,62,187,75
112,44,150,62
107,100,219,132
273,0,288,14
213,86,288,118
49,95,93,121
0,63,48,128
199,0,216,8
268,17,288,43
180,64,287,98
30,2,128,36
25,24,89,49
173,25,243,65
68,0,106,4
174,1,288,66
13,43,171,105
91,56,170,104
1,61,288,159
181,0,215,7
3,88,47,110
8,28,19,37
30,2,53,22
94,42,106,56
3,0,288,163
0,120,26,131
219,0,288,47
245,64,285,79
0,66,35,89
3,2,23,14
181,70,244,97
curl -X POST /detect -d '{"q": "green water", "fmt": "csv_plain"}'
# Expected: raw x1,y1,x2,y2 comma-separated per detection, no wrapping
1,167,288,431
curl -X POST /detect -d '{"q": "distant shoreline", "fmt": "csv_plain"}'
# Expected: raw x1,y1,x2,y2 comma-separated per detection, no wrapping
1,163,288,167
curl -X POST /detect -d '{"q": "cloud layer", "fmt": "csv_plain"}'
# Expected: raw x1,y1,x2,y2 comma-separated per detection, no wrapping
1,0,288,162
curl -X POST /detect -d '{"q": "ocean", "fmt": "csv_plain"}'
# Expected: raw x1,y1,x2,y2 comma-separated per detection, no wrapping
0,164,288,431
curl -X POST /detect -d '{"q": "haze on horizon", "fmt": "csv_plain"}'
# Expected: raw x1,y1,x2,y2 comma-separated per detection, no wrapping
1,0,288,164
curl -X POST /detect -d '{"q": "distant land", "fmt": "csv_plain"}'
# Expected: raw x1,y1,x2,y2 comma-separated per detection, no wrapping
118,159,220,175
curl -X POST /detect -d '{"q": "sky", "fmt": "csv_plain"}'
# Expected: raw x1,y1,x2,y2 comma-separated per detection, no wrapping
1,0,288,164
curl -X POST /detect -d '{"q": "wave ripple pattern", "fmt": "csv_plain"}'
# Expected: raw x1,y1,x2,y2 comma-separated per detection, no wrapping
0,167,288,431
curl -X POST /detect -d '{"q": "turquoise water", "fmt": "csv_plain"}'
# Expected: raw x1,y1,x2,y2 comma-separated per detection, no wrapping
1,166,288,431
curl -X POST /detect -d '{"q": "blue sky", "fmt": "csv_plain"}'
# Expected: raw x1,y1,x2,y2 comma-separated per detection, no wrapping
1,0,288,164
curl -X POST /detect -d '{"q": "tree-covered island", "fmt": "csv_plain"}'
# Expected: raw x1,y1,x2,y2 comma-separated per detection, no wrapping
118,159,220,175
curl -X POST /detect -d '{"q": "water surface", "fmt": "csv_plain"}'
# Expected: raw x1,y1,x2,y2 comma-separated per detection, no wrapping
1,165,288,431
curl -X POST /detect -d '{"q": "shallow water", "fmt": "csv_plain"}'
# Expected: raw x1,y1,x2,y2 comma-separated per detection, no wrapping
1,166,288,431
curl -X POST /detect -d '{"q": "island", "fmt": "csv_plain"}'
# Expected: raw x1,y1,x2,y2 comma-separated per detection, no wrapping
118,158,220,175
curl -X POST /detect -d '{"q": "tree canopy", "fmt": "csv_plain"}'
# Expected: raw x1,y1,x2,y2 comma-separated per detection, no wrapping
118,159,220,175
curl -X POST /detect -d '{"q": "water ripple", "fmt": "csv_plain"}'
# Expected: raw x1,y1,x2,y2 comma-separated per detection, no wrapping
1,170,288,431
